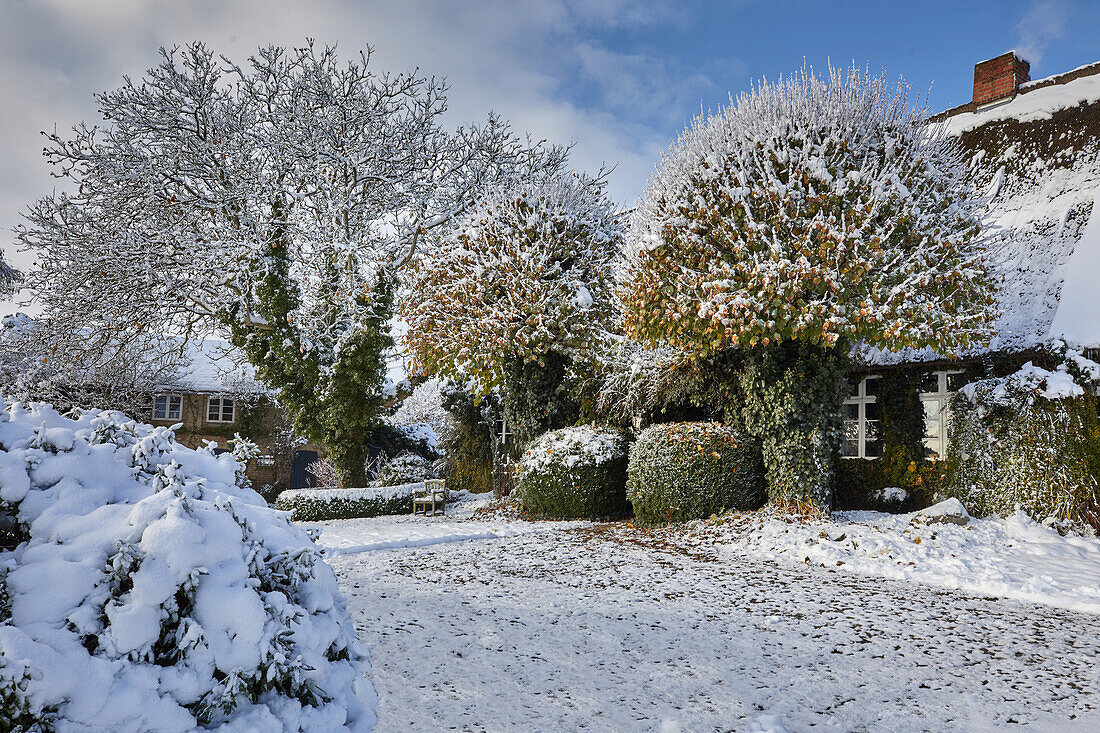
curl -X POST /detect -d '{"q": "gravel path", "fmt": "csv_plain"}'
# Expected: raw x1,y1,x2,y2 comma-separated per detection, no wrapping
328,517,1100,732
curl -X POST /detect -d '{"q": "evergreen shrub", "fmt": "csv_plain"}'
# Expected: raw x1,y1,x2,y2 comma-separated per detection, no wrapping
944,392,1100,528
440,382,494,494
517,426,628,520
628,422,765,526
275,484,418,521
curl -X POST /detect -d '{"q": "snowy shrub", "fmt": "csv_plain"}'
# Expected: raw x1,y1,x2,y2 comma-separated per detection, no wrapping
439,382,495,494
0,401,374,731
275,484,418,521
620,65,994,509
945,359,1100,528
389,378,452,449
517,427,629,520
628,422,765,526
402,171,621,397
373,452,436,487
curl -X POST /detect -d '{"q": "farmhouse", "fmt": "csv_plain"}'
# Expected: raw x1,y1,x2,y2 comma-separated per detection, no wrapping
840,52,1100,514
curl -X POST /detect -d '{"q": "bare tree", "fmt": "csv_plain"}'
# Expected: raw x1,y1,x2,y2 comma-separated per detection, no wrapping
17,41,571,485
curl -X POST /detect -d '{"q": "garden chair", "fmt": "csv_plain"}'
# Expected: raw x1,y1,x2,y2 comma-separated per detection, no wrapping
412,479,446,516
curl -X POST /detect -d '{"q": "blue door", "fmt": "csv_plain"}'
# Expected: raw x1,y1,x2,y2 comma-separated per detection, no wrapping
290,450,319,489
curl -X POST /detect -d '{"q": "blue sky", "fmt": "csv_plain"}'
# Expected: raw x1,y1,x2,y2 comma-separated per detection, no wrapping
1,0,1098,303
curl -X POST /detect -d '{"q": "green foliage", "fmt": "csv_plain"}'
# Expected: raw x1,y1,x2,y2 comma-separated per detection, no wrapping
0,669,56,733
517,427,628,520
502,352,580,448
627,422,764,526
621,66,993,356
944,393,1100,528
440,382,494,494
740,341,848,508
274,486,416,521
834,456,945,513
877,369,926,466
403,173,621,396
229,220,392,488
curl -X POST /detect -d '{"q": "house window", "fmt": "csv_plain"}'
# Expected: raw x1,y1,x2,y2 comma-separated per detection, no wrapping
842,376,881,459
153,394,182,421
206,396,235,423
920,370,966,460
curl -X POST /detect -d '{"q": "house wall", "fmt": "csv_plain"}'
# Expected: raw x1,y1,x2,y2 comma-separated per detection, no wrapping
148,393,322,491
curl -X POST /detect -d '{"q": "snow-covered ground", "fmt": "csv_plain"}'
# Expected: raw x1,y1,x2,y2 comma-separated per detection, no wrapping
315,497,1100,731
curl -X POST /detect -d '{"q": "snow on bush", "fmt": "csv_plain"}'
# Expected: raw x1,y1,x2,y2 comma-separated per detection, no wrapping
402,171,621,395
372,452,436,488
620,64,994,356
0,401,374,731
275,484,421,522
628,422,765,526
517,427,629,520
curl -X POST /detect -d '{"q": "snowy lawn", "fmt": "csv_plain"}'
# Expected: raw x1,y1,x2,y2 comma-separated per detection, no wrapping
316,497,1100,731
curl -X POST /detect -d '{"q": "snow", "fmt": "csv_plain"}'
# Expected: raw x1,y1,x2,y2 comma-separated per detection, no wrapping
0,400,374,731
942,69,1100,135
322,500,1100,730
278,482,424,505
305,513,557,557
173,338,264,395
520,425,624,471
722,507,1100,614
1048,189,1100,345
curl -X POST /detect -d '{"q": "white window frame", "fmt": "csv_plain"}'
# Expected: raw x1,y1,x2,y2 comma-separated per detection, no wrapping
920,370,965,460
842,376,881,459
153,394,182,421
206,396,235,423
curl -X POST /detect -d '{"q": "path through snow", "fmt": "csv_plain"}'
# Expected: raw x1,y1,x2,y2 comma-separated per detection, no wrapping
318,507,1100,731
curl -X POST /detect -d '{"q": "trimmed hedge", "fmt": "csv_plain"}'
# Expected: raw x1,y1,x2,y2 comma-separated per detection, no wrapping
517,426,628,520
944,392,1100,528
275,483,420,521
628,422,765,525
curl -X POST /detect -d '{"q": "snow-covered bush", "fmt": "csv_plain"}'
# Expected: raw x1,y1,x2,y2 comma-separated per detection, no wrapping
517,427,629,520
373,452,436,487
619,65,994,509
628,422,764,526
0,401,374,731
389,378,452,449
275,484,418,521
945,350,1100,528
403,172,621,395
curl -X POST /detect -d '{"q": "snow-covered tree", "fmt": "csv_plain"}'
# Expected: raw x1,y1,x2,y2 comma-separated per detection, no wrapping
621,66,995,508
17,42,568,486
0,251,20,297
0,313,187,416
402,171,622,443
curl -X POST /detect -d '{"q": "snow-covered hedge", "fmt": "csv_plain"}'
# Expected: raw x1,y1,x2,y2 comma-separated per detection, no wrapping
276,484,418,521
0,401,374,731
944,348,1100,528
628,422,765,526
517,426,629,520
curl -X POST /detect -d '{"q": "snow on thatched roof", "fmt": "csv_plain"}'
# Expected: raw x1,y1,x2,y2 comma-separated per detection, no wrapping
866,63,1100,366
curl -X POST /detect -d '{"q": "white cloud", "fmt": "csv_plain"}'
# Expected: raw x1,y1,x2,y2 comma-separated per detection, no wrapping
1015,0,1070,68
0,0,744,312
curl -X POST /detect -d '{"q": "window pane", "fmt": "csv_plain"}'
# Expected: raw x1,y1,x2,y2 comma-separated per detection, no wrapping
919,371,939,393
864,420,882,457
923,436,941,460
864,400,881,421
222,399,234,422
208,398,220,422
154,395,167,419
923,400,942,438
848,379,860,398
946,372,970,392
842,417,860,457
864,377,880,397
169,396,181,420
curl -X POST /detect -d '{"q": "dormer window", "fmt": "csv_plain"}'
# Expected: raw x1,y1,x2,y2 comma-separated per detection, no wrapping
153,394,182,421
207,396,235,423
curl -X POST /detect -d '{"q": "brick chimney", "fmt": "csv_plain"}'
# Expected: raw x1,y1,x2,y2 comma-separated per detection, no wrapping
973,52,1030,107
